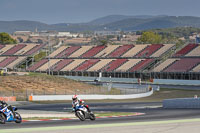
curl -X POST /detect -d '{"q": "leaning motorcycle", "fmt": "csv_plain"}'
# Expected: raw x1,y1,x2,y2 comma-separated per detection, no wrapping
0,105,22,124
74,103,95,121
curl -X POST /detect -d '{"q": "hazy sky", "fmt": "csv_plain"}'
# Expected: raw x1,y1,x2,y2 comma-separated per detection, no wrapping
0,0,200,24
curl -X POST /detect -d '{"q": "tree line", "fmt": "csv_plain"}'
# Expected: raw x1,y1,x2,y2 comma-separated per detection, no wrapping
0,32,17,44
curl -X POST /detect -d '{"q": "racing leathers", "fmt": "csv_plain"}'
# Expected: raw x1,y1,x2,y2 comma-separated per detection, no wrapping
0,100,15,118
72,98,91,113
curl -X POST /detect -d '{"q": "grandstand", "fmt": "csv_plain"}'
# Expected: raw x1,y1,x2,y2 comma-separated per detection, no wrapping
152,44,200,73
163,58,200,72
0,44,45,69
28,44,174,73
2,43,200,80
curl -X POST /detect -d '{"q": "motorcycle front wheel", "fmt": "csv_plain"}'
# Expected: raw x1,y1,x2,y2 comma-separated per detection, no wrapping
15,112,22,123
76,111,85,121
0,113,6,124
89,112,96,121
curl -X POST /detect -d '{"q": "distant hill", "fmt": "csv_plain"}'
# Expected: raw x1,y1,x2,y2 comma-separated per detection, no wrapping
102,16,200,31
1,15,200,33
88,15,155,25
0,20,51,33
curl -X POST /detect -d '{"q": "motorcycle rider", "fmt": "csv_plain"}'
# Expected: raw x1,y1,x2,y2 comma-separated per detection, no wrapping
72,95,91,113
0,100,8,108
0,100,15,118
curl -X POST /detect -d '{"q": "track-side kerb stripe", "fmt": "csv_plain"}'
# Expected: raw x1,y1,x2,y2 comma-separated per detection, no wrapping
21,113,145,122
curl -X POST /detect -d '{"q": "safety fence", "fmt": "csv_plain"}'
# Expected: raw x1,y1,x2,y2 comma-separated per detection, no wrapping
0,84,151,101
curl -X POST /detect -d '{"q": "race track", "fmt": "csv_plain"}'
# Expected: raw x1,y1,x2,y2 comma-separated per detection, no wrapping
1,102,200,133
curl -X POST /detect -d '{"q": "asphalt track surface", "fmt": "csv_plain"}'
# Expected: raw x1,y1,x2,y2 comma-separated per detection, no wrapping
1,102,200,130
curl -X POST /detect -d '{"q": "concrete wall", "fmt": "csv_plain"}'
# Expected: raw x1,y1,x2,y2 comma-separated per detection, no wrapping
163,98,200,108
29,89,153,101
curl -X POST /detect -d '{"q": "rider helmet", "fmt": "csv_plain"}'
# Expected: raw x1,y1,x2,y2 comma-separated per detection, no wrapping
72,95,78,101
0,101,7,108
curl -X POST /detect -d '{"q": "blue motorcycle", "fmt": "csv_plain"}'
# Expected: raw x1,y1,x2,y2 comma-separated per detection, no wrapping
0,104,22,124
74,103,95,121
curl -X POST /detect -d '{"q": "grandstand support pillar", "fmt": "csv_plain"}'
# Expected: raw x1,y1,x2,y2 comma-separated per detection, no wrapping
26,60,28,70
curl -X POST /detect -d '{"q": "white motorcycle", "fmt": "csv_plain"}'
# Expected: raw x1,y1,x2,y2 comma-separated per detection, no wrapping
74,103,95,121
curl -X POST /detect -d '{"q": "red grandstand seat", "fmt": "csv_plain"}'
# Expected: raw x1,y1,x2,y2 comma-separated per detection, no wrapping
73,59,100,71
136,44,163,57
27,59,48,71
129,59,154,72
173,44,198,57
0,57,18,67
56,46,81,58
106,45,134,57
2,44,26,55
163,58,200,72
23,44,45,56
101,59,128,72
53,59,73,71
81,45,106,58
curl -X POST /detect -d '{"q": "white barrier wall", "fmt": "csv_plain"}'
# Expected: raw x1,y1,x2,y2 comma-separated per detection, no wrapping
163,98,200,108
29,90,153,101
